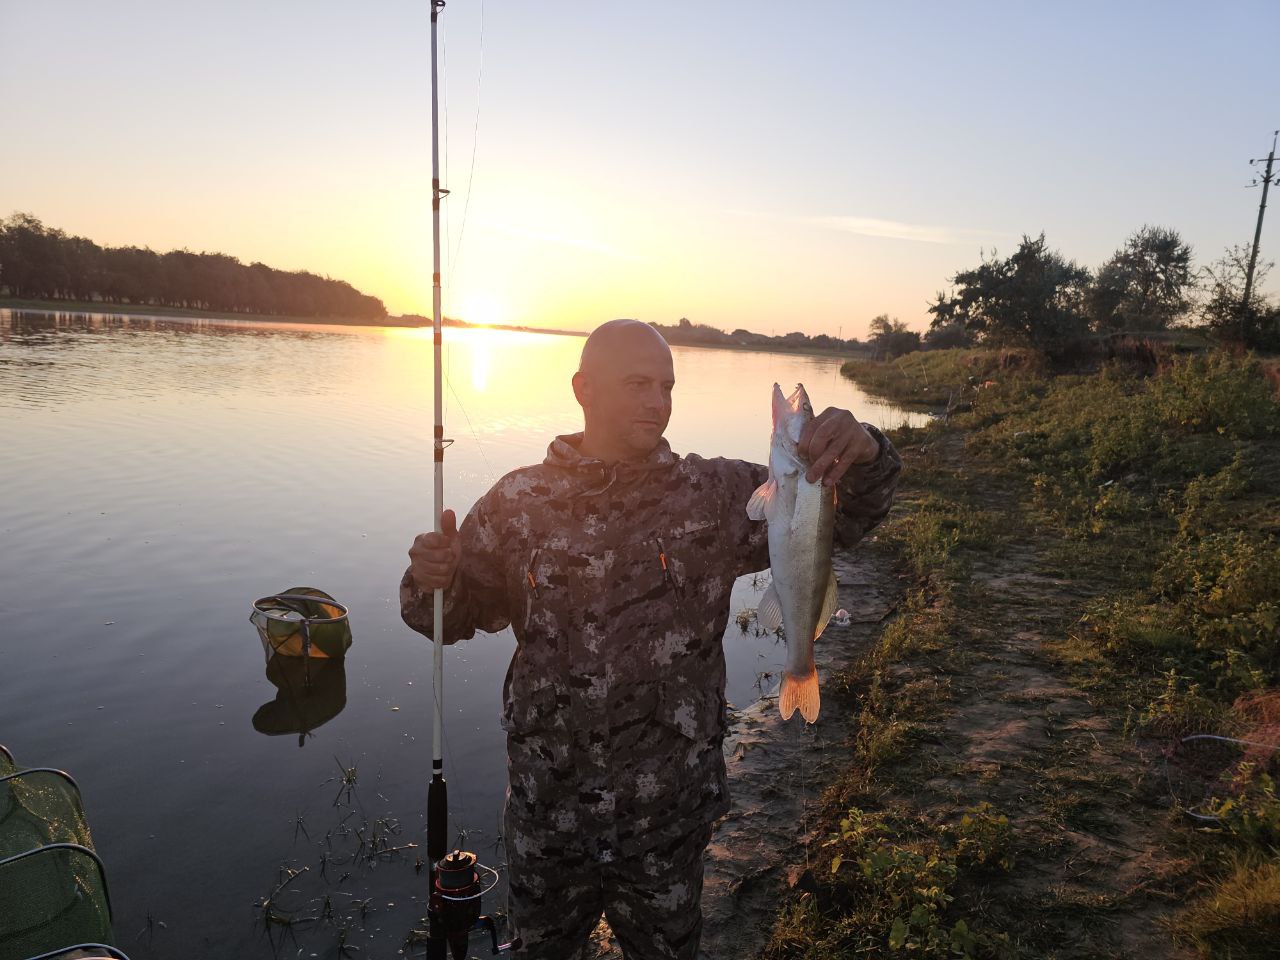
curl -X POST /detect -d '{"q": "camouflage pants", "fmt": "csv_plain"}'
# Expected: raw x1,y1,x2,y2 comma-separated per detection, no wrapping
506,803,713,960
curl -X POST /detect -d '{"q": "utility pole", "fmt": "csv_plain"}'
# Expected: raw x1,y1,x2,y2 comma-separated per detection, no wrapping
1242,130,1279,343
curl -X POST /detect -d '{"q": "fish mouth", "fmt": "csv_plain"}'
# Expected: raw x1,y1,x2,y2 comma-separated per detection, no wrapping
785,383,811,413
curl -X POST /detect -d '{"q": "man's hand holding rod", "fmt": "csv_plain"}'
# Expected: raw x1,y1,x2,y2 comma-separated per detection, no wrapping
409,508,462,592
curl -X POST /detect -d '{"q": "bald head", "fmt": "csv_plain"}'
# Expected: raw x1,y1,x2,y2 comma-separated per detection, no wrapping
572,320,676,461
578,319,672,376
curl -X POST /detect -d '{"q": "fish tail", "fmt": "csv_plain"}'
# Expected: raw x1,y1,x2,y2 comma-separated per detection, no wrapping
779,667,820,723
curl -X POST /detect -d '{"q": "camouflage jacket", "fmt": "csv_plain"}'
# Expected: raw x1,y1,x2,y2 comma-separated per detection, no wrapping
400,428,901,860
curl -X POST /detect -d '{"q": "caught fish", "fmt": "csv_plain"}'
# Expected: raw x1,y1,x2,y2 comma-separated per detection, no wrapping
746,383,838,723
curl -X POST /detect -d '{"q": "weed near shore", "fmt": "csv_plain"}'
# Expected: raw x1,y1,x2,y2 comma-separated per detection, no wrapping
762,348,1279,958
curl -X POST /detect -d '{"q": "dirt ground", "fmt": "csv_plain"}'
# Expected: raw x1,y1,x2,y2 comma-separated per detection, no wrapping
592,432,1200,959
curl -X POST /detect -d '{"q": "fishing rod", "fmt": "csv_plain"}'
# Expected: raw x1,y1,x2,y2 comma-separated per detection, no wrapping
423,3,517,957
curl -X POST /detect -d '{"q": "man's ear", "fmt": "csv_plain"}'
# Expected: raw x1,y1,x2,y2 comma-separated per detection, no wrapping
571,371,590,409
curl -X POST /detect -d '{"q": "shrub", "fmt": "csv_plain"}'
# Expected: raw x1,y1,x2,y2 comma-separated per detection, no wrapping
948,803,1016,871
1210,769,1280,851
1149,353,1280,440
1128,671,1235,738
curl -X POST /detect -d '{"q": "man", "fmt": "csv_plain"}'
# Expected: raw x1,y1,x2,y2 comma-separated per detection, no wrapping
402,320,900,959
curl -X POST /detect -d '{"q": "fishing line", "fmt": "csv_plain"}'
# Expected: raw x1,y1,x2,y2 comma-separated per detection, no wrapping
444,373,499,485
430,665,460,795
449,0,485,285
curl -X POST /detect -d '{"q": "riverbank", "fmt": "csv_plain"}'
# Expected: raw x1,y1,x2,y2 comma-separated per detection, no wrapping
0,296,426,328
659,350,1279,958
1,298,876,359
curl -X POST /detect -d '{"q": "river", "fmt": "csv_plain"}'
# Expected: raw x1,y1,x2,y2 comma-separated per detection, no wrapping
0,309,926,958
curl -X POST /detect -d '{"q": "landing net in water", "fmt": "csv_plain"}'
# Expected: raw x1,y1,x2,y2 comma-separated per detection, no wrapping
250,587,352,661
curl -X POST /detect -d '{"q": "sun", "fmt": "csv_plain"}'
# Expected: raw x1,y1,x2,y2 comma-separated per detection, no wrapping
454,292,508,328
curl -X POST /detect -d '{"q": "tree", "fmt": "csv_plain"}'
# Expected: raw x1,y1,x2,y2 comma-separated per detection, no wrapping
867,314,921,358
1197,243,1276,346
1088,225,1193,331
929,234,1091,351
922,320,973,350
0,213,387,319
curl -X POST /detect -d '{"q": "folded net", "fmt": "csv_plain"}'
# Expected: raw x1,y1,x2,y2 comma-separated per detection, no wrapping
0,753,122,960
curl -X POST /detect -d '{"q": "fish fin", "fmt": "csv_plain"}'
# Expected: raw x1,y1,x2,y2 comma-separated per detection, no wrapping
813,569,839,642
780,668,820,723
756,581,783,632
746,478,777,522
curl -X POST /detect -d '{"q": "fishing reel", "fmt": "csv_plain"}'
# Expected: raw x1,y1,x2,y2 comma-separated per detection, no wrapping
425,847,520,959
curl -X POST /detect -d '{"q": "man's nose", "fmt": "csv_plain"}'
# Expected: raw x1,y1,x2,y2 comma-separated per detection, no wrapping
642,384,667,409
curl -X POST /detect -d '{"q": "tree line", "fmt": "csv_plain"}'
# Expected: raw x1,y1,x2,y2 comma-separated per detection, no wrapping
0,213,387,321
650,316,864,353
867,226,1280,358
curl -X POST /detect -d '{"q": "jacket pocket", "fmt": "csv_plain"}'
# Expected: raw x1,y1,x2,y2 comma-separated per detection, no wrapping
520,546,574,639
658,519,720,601
646,518,721,645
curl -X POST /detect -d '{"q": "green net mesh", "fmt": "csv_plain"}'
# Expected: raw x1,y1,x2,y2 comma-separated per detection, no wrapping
250,587,352,660
0,756,119,960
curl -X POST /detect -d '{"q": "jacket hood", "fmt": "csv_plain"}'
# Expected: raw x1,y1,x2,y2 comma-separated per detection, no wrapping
544,432,679,495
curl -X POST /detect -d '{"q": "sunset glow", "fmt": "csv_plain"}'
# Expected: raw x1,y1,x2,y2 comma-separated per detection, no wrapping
454,292,509,329
2,2,1276,337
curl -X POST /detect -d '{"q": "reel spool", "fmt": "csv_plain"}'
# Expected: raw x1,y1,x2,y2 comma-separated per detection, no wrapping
427,849,517,959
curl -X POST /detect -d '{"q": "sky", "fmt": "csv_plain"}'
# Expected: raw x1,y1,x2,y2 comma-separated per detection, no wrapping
2,0,1278,338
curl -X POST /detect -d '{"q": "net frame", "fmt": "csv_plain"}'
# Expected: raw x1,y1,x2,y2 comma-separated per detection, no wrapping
1164,733,1280,822
249,591,351,662
0,753,129,960
25,945,131,960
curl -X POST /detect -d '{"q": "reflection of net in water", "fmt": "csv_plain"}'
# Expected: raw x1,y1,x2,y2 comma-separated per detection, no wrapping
1165,734,1280,822
252,655,348,747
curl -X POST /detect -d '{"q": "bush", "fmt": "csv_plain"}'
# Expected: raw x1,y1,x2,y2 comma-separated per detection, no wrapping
1126,671,1236,738
1150,533,1280,684
1210,770,1280,851
771,807,1017,960
1149,353,1280,440
948,803,1016,871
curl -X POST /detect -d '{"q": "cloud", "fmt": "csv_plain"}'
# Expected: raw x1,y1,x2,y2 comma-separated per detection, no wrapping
808,216,1002,246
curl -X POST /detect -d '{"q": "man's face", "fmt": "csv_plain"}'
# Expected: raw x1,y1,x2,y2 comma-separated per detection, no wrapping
576,332,676,459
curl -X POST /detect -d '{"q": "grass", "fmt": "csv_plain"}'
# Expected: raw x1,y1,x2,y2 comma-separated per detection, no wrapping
841,347,1043,408
760,451,1019,957
764,346,1280,958
1177,857,1280,955
761,805,1016,960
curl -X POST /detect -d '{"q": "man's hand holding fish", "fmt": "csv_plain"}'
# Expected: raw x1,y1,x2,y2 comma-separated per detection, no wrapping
798,406,883,488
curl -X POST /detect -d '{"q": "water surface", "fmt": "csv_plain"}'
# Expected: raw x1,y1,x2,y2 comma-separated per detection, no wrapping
0,309,925,956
